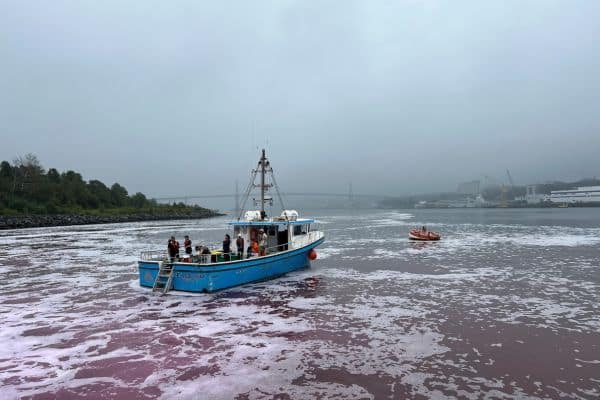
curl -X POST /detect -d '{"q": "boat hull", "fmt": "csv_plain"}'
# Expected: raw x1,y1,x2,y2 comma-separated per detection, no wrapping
138,237,324,293
408,230,441,241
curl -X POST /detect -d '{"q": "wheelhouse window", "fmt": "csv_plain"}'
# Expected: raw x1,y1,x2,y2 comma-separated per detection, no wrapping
293,225,308,235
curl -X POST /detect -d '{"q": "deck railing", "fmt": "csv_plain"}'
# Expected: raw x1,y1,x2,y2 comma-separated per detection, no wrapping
140,250,168,261
291,231,324,250
139,230,324,264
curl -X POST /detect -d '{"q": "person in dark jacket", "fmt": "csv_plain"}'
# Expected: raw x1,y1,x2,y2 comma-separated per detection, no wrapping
184,235,192,255
236,234,244,259
222,234,231,261
167,236,180,260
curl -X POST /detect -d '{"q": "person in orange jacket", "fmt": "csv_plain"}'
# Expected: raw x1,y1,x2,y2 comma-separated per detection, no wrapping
167,236,180,259
251,240,260,257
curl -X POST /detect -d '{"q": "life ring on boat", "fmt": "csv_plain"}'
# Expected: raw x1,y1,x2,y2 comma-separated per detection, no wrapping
308,249,317,260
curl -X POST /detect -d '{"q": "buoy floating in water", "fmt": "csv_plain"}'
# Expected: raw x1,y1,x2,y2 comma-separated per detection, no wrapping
308,249,318,260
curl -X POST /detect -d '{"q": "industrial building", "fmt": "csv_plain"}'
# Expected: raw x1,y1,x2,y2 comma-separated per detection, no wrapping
525,185,549,204
550,186,600,204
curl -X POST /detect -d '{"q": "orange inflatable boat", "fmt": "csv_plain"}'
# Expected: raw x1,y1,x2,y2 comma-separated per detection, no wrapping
409,229,441,241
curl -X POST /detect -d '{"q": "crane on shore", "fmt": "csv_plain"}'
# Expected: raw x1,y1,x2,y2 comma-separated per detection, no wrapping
506,169,515,188
500,169,516,207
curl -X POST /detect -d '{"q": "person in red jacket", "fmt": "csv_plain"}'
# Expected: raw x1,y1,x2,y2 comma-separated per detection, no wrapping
168,236,180,260
251,239,260,257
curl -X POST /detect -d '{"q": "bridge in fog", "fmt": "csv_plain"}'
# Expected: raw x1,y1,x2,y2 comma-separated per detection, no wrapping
150,181,390,211
150,191,389,211
151,192,385,202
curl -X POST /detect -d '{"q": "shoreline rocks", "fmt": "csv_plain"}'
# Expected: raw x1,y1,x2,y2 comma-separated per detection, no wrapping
0,212,225,230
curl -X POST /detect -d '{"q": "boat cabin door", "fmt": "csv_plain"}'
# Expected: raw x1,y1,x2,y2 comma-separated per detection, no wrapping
266,226,278,253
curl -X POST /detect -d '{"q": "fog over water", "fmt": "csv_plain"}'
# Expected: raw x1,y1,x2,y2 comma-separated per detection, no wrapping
1,1,600,197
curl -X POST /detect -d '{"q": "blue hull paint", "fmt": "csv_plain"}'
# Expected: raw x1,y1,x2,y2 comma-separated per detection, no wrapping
138,237,324,293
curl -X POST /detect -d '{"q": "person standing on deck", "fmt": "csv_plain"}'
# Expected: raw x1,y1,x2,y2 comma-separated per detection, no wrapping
250,239,260,257
258,229,267,256
222,234,231,261
184,235,192,255
236,234,244,259
167,236,180,260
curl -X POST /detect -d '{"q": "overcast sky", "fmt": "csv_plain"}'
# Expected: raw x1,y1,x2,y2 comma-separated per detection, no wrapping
1,0,599,200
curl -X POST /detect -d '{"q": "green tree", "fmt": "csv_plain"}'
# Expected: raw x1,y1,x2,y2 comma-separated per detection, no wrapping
47,168,60,183
0,161,12,206
60,170,87,206
13,153,44,176
88,180,112,207
0,154,215,218
130,192,148,208
110,183,129,207
0,161,12,178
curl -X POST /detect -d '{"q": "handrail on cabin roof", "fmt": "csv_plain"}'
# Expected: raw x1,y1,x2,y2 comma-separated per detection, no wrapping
227,219,315,226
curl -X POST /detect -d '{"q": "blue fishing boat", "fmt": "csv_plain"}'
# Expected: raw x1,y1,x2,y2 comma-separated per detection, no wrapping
138,149,325,293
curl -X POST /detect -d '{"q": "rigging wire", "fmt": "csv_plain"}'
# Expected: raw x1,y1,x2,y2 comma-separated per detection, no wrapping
269,169,286,211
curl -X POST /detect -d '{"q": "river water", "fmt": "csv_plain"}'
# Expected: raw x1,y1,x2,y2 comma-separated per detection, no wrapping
1,209,599,399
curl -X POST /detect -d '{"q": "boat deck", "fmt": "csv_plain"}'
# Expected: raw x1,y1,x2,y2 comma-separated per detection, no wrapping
140,231,324,267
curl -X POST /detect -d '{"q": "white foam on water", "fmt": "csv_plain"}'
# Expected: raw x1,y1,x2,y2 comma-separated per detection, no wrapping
287,296,334,310
344,237,406,245
2,215,599,399
510,234,600,247
0,387,19,400
318,267,507,283
575,358,600,364
499,295,600,332
370,219,414,228
316,247,346,259
450,225,600,248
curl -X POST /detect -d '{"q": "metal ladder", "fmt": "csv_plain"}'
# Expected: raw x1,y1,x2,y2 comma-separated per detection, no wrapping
152,261,175,295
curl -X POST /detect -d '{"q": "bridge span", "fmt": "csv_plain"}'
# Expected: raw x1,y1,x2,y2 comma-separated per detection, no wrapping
151,192,386,202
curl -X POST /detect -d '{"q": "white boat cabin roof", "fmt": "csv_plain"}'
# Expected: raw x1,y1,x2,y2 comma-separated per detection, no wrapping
228,218,315,227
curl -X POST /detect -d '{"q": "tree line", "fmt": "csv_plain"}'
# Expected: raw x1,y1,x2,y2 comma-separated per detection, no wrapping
0,154,207,215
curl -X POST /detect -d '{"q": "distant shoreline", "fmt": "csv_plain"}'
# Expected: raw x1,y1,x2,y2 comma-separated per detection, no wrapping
0,212,225,230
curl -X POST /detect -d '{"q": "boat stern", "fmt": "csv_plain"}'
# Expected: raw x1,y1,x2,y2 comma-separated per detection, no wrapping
138,260,159,288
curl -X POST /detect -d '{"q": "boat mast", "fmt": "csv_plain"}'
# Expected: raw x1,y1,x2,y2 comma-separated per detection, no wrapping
237,149,284,220
260,148,266,218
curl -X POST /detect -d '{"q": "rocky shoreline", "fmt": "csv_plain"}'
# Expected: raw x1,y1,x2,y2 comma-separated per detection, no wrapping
0,212,224,230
